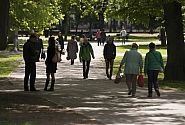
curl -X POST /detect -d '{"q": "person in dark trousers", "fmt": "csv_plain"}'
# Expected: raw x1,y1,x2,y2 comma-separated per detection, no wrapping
44,37,58,91
95,29,101,46
67,35,78,65
79,38,95,79
103,37,116,80
35,34,43,62
144,42,164,97
23,34,38,91
56,32,64,57
101,28,106,45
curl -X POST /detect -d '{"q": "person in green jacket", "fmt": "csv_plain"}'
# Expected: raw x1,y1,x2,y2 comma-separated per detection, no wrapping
144,42,164,97
79,38,95,79
119,43,143,97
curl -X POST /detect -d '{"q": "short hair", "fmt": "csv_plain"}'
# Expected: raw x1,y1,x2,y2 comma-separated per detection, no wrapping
131,43,138,48
149,42,155,49
71,35,76,39
30,34,36,39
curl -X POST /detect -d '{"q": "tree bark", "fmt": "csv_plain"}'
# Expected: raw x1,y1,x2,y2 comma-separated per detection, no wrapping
163,1,185,81
0,0,9,50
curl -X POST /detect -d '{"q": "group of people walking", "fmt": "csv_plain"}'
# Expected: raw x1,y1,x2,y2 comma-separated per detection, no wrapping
23,32,164,98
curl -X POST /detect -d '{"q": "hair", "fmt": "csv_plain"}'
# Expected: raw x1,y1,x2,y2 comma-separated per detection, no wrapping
30,34,36,39
131,43,138,49
81,34,86,38
48,37,55,46
71,35,76,39
148,42,155,50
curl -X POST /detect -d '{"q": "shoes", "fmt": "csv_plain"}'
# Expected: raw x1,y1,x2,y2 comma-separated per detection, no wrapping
30,88,39,91
147,94,152,97
132,95,135,97
24,89,29,91
106,74,110,79
128,89,132,95
156,90,160,97
109,77,112,80
47,88,54,91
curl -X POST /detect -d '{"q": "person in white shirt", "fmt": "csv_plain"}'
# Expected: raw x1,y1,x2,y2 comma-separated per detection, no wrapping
120,27,127,44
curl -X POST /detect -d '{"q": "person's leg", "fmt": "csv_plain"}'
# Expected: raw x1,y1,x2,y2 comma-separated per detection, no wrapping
126,74,132,95
86,60,90,78
44,73,50,91
82,60,86,79
147,70,153,97
24,62,30,91
153,70,160,97
30,62,36,91
97,39,100,46
105,59,110,78
48,73,55,91
109,59,114,80
131,74,137,96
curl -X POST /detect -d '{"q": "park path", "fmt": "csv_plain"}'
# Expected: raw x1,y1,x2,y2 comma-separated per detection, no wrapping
1,40,185,125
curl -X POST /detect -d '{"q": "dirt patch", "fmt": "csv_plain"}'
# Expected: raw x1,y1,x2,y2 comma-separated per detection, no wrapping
0,80,104,125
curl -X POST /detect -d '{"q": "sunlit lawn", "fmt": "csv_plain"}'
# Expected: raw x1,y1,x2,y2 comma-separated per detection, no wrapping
0,54,23,78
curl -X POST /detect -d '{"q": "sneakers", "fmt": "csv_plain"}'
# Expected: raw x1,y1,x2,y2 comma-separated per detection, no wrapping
147,94,152,97
128,89,132,95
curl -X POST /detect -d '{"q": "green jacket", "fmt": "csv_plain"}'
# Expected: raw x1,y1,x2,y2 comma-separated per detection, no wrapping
79,42,94,61
144,50,164,74
120,48,143,75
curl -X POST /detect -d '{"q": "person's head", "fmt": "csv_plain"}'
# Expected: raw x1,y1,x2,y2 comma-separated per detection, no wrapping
29,34,36,42
58,32,62,37
36,34,40,39
81,34,86,38
71,35,76,40
131,43,139,49
102,28,105,32
108,37,114,44
48,36,55,46
148,42,156,50
83,38,88,44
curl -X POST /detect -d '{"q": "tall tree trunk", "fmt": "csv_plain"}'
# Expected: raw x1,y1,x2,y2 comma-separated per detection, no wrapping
163,1,185,81
0,0,9,50
64,13,69,41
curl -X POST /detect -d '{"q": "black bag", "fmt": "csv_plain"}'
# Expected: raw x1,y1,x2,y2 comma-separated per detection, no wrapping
41,51,46,59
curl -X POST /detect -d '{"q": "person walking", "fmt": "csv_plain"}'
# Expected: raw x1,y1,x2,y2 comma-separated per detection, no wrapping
119,43,143,97
101,28,106,45
35,34,44,62
44,37,58,91
103,37,116,80
79,38,95,79
67,35,78,65
144,42,164,97
120,27,127,44
95,29,101,46
56,32,64,57
23,34,38,91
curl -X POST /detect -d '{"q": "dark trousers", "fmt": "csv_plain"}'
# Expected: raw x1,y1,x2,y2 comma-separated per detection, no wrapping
24,62,36,90
71,59,74,65
147,70,159,95
105,59,114,78
97,38,101,46
82,60,90,78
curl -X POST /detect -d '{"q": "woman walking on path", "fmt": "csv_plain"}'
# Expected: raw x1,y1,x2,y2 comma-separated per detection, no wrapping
144,42,164,97
67,35,78,65
95,29,101,46
103,37,116,80
56,32,64,57
44,37,58,91
79,38,95,79
119,43,143,97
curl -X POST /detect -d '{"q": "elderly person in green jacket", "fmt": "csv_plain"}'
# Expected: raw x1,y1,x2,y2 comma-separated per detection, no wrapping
144,42,164,97
79,38,95,79
119,43,143,97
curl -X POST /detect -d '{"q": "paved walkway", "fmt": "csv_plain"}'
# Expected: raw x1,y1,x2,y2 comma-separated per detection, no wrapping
1,41,185,125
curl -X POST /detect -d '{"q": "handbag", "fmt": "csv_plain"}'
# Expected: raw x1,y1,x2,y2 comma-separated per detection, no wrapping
61,49,66,55
41,51,46,59
114,70,125,84
150,52,164,73
52,51,61,63
137,74,144,87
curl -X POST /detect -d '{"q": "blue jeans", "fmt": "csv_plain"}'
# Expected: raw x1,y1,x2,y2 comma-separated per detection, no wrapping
147,70,159,95
122,36,126,44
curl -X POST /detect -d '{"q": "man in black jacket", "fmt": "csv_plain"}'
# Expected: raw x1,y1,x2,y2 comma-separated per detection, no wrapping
23,34,38,91
103,37,116,80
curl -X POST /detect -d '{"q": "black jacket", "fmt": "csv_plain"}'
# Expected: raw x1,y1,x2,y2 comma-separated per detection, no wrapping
57,36,64,50
45,45,56,64
103,43,116,60
23,40,36,62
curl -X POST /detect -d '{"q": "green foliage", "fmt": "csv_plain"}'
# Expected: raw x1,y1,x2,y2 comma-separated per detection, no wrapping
9,0,64,32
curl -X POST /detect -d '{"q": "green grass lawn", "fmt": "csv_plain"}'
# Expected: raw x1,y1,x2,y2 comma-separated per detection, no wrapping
0,54,23,78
